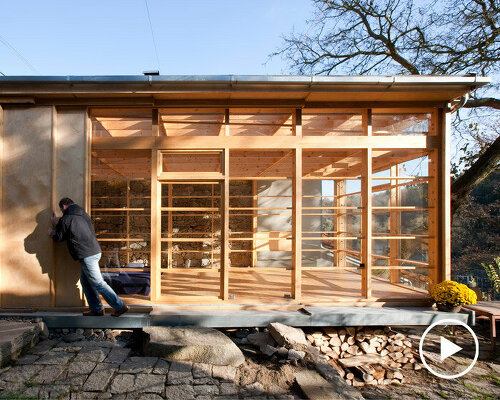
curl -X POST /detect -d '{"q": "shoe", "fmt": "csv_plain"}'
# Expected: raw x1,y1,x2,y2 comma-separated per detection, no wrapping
111,305,129,317
83,310,104,316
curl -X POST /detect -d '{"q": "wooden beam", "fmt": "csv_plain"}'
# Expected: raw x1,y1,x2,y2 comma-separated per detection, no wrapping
438,107,451,281
334,180,346,268
150,150,161,301
389,164,400,283
50,106,57,307
361,125,373,298
292,148,302,299
167,183,173,269
92,135,435,150
152,109,159,136
428,149,438,285
252,180,258,268
0,106,3,307
221,148,230,300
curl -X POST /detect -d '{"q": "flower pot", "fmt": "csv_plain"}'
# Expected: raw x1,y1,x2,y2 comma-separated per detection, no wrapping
436,302,462,313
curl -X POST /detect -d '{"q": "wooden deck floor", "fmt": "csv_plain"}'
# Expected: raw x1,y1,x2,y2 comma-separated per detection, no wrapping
151,268,431,306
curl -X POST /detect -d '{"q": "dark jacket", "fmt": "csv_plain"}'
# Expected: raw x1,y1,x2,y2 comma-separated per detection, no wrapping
53,204,101,261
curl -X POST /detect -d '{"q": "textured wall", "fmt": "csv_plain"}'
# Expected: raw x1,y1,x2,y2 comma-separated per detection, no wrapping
1,107,54,307
54,110,87,306
0,107,87,308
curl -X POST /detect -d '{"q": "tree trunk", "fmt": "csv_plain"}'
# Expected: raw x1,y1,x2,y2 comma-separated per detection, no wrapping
451,135,500,215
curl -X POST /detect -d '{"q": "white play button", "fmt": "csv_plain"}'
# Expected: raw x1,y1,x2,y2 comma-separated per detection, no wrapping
440,336,462,361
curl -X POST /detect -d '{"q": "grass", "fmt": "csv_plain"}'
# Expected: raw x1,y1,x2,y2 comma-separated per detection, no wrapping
437,391,449,399
0,391,38,400
414,391,431,400
462,382,497,400
481,374,500,387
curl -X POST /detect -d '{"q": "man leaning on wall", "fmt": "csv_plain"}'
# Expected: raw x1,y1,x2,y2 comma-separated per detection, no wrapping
49,197,129,317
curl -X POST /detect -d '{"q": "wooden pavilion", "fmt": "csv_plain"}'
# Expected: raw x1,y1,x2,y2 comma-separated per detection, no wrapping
0,75,490,310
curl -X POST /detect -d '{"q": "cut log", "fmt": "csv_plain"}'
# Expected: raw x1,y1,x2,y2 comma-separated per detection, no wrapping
327,358,346,378
346,327,356,337
347,336,356,346
338,329,347,342
320,345,330,354
329,336,342,347
372,365,385,380
346,345,359,355
341,342,349,352
346,372,354,380
352,377,364,387
323,327,338,338
358,364,376,375
338,354,388,368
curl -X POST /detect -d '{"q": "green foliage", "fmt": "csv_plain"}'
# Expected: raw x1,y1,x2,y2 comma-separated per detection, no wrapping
482,257,500,294
452,170,500,275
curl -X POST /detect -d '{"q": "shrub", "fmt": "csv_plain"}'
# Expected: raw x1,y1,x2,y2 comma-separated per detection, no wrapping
429,280,477,307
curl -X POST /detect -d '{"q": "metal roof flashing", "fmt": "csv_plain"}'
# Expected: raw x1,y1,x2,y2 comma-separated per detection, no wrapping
0,75,490,105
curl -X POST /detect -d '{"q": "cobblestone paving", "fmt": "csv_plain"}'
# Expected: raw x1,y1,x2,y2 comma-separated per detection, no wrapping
0,339,300,399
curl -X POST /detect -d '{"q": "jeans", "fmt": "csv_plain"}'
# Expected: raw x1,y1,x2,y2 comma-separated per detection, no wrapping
80,253,124,312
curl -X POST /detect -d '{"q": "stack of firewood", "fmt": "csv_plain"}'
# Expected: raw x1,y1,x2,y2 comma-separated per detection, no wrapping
306,326,421,386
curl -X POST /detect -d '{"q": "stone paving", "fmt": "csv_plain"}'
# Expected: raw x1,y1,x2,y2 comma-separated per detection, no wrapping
0,338,300,399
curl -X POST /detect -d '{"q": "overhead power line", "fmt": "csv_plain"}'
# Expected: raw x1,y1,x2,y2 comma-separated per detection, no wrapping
0,34,39,74
144,0,161,72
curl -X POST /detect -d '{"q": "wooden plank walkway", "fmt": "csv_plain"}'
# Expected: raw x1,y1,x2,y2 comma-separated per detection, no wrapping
464,301,500,348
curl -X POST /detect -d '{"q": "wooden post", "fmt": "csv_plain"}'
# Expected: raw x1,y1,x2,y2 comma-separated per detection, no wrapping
335,180,346,268
152,109,159,136
428,149,439,285
150,150,161,301
437,108,451,282
389,164,400,283
221,148,230,300
167,183,173,269
292,147,302,299
252,180,258,267
361,109,372,298
0,106,3,307
50,106,57,307
126,180,130,264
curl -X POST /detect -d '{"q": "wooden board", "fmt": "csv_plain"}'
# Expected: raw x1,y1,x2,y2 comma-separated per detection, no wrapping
1,107,54,307
54,110,87,306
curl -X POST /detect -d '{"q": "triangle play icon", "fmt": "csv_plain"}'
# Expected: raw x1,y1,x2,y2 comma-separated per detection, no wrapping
440,336,462,361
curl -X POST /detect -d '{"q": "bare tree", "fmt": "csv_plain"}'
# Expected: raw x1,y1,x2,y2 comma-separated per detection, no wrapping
273,0,499,214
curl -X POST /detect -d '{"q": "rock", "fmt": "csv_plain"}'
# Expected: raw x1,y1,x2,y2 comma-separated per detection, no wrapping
76,328,85,335
247,331,276,348
219,382,239,395
119,356,158,373
295,369,362,400
82,363,117,392
212,364,236,381
105,347,131,364
288,349,305,360
38,321,49,340
277,347,289,358
62,333,85,343
143,326,245,367
245,382,265,394
110,373,135,394
268,322,308,351
167,360,193,385
164,384,195,399
262,344,278,356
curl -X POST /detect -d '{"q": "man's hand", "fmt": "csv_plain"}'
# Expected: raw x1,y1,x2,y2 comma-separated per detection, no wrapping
50,212,59,226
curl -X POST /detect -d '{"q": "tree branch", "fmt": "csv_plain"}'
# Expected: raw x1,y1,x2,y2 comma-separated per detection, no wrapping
464,97,500,110
451,134,500,215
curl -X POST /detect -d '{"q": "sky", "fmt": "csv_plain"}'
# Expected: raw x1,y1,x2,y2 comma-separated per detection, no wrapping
0,0,314,76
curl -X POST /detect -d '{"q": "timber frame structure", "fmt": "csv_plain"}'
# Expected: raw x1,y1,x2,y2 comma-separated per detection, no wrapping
0,75,490,310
